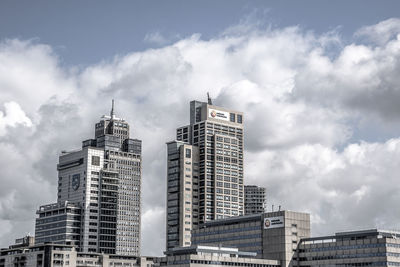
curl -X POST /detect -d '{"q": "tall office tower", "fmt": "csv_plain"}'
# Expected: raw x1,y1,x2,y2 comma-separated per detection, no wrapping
166,97,244,251
244,185,266,214
35,101,142,256
166,141,199,250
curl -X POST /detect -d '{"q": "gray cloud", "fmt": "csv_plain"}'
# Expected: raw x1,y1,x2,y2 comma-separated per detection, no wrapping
293,19,400,122
1,18,400,256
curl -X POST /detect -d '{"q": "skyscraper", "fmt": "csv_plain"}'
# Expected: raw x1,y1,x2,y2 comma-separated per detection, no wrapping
244,185,266,215
166,97,244,250
35,101,142,256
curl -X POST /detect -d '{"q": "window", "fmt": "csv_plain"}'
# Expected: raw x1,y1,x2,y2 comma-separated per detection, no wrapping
185,148,191,158
237,114,243,123
230,113,235,122
92,156,100,166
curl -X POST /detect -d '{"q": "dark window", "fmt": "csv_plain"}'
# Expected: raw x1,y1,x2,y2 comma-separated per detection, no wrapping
92,156,100,166
237,114,243,123
186,148,191,158
230,113,235,122
196,107,201,122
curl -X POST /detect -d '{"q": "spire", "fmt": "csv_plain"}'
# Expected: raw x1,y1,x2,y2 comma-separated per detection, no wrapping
110,99,115,119
207,92,213,105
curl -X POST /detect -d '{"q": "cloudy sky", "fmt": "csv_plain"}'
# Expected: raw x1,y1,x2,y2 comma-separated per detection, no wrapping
1,0,400,256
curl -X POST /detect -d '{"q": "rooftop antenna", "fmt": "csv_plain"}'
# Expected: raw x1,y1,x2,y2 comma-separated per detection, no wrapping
207,92,213,105
110,99,115,119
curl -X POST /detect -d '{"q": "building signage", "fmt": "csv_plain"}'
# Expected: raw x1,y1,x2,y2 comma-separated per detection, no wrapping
264,216,284,229
208,109,229,122
72,174,80,191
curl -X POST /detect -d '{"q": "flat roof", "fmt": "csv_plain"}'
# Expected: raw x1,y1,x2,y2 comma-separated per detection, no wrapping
165,245,256,257
300,229,400,243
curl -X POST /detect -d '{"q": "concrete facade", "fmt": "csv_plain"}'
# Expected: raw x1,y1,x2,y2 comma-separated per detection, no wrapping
0,244,78,267
166,141,200,249
0,243,143,267
157,245,280,267
166,99,244,250
191,210,311,267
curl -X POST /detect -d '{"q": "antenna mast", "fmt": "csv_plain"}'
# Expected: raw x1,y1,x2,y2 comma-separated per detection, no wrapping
110,99,115,119
207,92,213,105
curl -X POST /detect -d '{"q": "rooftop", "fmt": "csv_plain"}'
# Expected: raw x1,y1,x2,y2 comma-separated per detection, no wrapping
300,229,400,244
165,245,257,258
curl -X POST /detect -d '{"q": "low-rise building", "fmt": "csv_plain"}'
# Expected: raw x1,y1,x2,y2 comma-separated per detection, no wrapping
191,210,311,267
295,229,400,267
0,243,77,267
0,242,143,267
157,245,280,267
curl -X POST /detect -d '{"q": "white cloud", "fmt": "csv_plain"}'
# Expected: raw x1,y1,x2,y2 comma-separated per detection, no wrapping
1,18,400,255
0,101,32,136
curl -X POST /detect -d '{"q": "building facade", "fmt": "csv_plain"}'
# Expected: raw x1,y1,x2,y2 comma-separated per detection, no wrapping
166,141,200,249
35,202,82,247
245,185,266,215
191,210,311,267
166,99,244,250
295,229,400,267
35,101,142,256
157,245,280,267
0,243,143,267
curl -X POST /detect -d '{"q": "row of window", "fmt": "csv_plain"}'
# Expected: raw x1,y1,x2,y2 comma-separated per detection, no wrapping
299,243,386,252
192,225,260,237
300,252,388,261
167,259,273,267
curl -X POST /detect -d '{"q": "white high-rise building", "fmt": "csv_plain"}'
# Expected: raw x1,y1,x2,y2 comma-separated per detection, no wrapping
35,101,142,256
166,97,244,251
